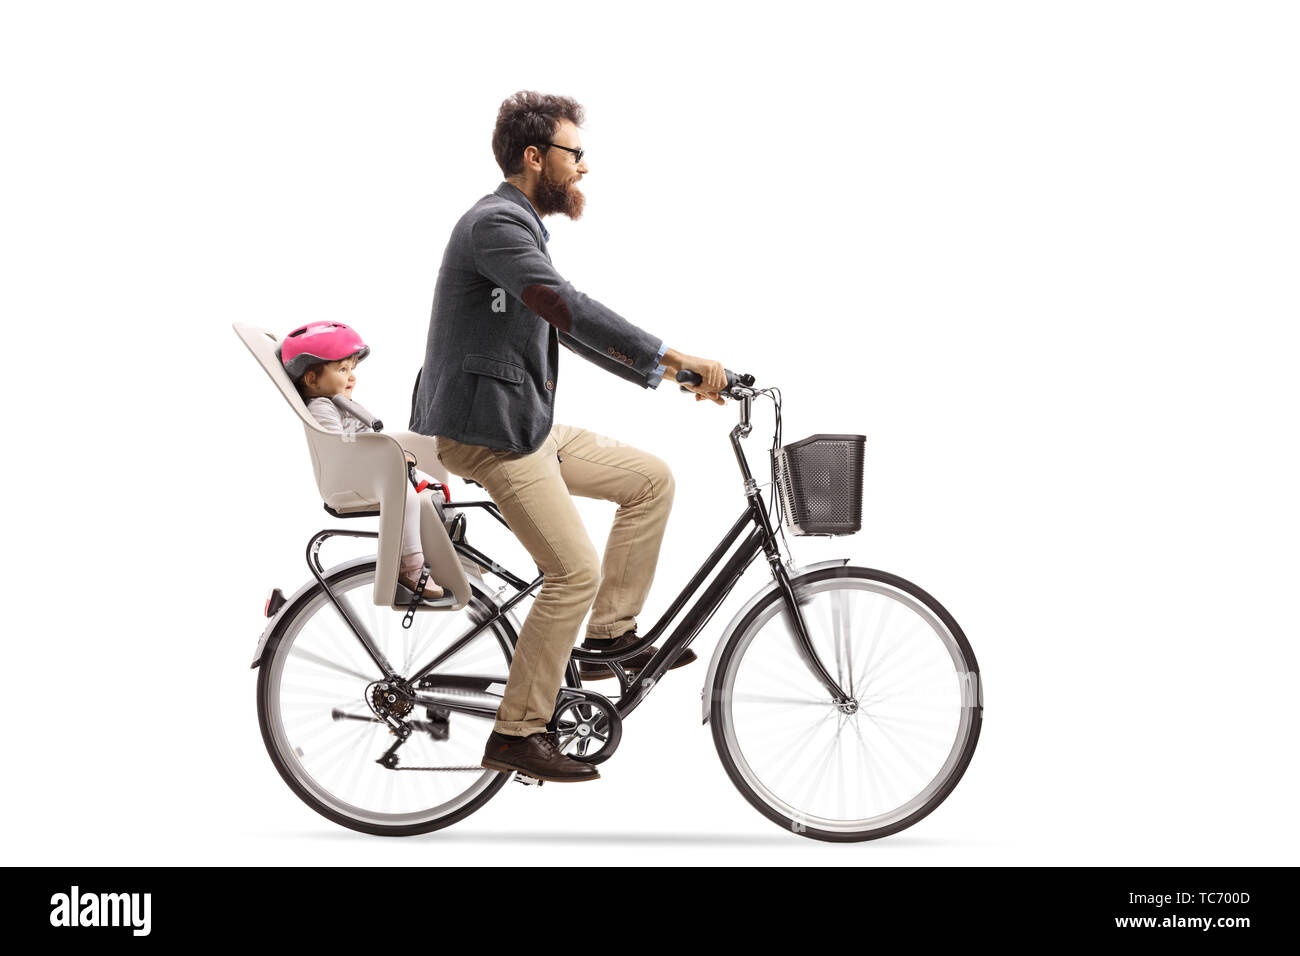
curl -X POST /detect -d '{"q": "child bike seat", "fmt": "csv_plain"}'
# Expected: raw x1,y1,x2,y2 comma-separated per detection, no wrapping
233,322,471,613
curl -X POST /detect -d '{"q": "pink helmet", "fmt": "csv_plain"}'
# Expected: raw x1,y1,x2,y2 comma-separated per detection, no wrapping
278,321,370,380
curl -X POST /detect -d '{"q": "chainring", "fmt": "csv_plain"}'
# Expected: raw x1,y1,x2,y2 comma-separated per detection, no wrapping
548,691,622,764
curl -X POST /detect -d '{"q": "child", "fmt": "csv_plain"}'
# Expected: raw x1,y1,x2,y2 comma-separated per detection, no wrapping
279,320,444,602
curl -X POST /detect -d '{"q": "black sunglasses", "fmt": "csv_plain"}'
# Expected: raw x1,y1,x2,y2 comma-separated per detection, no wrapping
541,142,584,164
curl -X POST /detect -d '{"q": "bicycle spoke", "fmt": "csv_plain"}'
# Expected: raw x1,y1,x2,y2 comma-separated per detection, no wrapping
382,761,397,810
835,725,848,820
737,648,829,702
847,716,882,811
860,707,939,783
287,713,365,749
858,595,893,683
798,713,849,811
855,714,905,810
404,613,456,676
287,645,376,683
862,673,960,713
855,617,926,696
278,694,358,708
753,707,840,793
279,683,360,705
305,721,375,782
864,709,959,743
341,722,380,803
730,692,830,707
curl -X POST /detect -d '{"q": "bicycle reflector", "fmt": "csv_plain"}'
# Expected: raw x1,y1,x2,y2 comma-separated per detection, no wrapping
264,588,286,618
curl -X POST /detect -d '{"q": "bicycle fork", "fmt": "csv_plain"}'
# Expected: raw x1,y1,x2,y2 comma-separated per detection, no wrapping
751,495,851,705
739,462,850,705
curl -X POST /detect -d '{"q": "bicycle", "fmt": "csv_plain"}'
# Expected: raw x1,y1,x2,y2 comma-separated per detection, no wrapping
250,369,983,842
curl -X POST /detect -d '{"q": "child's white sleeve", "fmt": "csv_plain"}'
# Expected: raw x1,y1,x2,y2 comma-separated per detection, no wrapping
307,398,374,437
307,398,345,434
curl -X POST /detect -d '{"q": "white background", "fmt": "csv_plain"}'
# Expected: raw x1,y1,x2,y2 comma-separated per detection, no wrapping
3,1,1296,865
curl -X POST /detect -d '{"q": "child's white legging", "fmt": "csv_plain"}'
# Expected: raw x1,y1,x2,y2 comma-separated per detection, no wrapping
400,469,439,569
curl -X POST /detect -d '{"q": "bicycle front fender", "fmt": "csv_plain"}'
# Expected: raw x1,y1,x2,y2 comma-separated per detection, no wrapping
700,558,849,724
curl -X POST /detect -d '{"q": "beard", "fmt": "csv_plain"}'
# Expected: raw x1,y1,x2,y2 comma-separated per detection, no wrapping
533,166,585,220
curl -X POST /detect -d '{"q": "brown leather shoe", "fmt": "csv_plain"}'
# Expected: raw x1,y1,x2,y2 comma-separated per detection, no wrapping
577,628,698,681
480,730,600,782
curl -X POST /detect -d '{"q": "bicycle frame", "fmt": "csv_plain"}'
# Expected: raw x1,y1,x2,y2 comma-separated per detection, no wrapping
301,386,851,729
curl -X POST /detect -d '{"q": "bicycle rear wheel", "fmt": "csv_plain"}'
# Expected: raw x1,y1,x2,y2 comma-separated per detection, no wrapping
710,565,982,842
257,561,515,836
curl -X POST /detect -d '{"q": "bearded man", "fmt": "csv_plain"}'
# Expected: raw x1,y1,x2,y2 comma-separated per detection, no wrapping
411,91,727,782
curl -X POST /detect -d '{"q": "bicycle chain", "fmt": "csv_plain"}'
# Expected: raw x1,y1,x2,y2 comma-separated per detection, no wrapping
388,766,485,772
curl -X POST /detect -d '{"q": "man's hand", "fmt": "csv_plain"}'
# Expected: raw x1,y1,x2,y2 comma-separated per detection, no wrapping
663,348,727,406
686,383,726,406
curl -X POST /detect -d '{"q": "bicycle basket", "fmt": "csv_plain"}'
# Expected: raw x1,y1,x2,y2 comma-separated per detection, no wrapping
773,434,866,536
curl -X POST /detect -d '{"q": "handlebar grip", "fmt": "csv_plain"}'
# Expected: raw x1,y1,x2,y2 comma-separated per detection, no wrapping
675,368,752,395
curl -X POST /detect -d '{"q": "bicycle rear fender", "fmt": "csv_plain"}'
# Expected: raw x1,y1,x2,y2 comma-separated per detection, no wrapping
250,560,519,669
700,558,849,723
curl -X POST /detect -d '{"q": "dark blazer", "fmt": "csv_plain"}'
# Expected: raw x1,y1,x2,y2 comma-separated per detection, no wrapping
411,181,665,454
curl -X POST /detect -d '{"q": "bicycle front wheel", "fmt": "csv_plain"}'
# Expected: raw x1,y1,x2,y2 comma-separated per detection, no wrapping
257,561,515,836
710,565,982,842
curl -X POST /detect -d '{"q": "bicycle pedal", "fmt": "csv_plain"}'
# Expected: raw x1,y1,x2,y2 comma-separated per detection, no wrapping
512,772,543,787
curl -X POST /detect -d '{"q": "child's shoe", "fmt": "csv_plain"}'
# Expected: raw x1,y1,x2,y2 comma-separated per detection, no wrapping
397,564,445,602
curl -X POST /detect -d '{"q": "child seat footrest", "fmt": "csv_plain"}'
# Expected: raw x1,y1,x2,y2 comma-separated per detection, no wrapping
394,584,457,610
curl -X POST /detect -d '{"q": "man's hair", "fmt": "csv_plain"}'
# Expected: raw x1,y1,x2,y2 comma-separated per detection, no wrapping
492,91,585,177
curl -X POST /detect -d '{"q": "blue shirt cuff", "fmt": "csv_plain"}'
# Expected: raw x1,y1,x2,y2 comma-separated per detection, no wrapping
647,340,668,390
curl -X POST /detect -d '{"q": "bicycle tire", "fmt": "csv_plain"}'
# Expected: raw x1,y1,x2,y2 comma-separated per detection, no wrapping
256,561,516,836
710,565,982,843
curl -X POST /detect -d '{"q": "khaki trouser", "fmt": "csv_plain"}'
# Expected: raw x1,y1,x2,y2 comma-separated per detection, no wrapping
435,424,674,736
